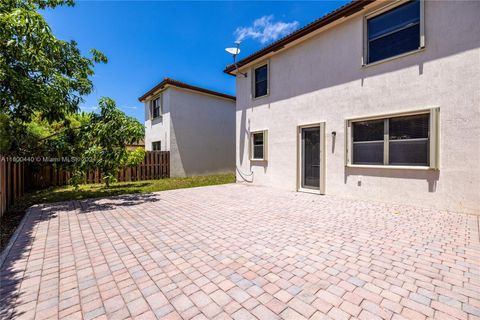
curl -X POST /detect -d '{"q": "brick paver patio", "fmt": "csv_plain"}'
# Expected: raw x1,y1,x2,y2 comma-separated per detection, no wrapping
0,184,479,320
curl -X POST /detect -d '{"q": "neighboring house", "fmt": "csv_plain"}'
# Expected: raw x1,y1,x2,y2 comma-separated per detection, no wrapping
225,0,480,213
139,78,236,177
126,139,144,150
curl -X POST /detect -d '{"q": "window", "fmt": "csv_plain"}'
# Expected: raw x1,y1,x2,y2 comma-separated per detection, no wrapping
389,114,429,165
151,97,162,120
152,141,161,151
347,108,439,168
254,63,268,98
366,0,424,64
250,130,268,161
352,119,385,165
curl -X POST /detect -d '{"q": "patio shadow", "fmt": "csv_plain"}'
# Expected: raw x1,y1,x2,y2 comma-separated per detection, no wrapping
0,206,57,319
76,193,161,212
0,192,160,318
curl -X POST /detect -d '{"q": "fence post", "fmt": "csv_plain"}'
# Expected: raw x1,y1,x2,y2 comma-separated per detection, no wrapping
141,154,145,180
154,152,158,179
161,152,165,178
0,159,4,218
0,159,27,218
167,151,170,178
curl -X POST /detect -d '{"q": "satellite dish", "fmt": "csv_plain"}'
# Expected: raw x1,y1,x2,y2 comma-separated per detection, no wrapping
225,47,240,55
224,41,247,78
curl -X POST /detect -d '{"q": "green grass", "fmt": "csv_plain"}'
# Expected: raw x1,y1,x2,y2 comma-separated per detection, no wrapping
0,173,235,252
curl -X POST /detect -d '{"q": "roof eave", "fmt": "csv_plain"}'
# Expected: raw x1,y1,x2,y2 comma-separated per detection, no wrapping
223,0,376,75
138,80,168,102
138,78,236,102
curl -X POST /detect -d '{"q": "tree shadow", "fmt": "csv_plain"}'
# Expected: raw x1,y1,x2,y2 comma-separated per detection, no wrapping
0,192,160,318
76,193,160,212
99,182,154,190
0,206,57,319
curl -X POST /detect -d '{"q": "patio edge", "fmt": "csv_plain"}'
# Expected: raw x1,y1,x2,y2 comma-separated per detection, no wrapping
0,205,36,269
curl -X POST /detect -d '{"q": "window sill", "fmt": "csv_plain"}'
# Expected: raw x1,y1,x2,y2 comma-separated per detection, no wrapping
362,47,425,68
250,158,267,162
252,93,269,101
297,186,322,195
346,164,435,170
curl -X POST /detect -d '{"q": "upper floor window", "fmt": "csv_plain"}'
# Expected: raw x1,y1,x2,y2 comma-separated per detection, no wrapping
151,97,162,120
347,108,440,168
152,141,161,151
366,0,424,64
254,63,268,98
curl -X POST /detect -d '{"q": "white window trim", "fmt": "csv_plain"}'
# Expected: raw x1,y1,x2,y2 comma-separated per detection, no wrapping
362,0,425,67
150,94,163,121
251,60,270,100
296,122,326,195
345,107,440,170
250,130,268,161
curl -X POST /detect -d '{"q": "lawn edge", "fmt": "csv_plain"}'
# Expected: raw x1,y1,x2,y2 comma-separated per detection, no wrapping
0,205,36,269
34,182,237,207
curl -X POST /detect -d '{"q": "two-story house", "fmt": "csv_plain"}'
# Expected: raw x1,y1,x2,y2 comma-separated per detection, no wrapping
225,0,480,213
139,78,236,177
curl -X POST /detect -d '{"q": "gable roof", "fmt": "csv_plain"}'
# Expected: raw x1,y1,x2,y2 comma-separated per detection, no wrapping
223,0,376,75
138,78,236,102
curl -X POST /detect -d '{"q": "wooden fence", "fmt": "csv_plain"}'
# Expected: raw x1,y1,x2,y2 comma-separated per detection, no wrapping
27,151,170,188
0,159,25,219
0,151,169,218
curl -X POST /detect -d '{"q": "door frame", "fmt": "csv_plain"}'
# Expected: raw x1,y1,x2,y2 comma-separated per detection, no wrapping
296,122,326,195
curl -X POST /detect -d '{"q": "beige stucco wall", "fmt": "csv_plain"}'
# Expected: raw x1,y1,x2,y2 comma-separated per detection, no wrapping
169,88,235,177
144,90,172,152
145,87,236,177
235,0,480,214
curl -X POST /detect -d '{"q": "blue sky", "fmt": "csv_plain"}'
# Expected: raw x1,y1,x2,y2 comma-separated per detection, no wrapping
43,1,349,121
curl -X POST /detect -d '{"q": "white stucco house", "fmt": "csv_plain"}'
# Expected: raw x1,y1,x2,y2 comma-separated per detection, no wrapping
139,78,236,177
225,0,480,214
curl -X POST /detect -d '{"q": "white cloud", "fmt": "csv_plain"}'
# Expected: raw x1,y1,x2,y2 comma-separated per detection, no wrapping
234,15,299,44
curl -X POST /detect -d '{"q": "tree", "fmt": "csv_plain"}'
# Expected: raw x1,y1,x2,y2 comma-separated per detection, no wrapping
0,0,107,124
0,110,90,156
1,97,145,188
1,1,145,188
73,97,145,188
